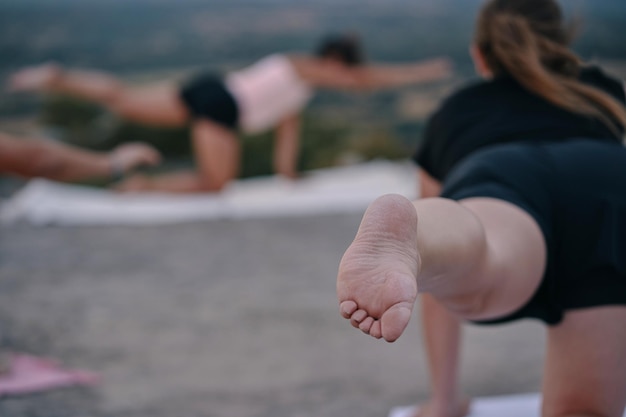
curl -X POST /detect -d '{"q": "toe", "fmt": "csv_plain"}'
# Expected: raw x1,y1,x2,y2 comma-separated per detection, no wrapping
370,321,383,339
350,309,368,325
359,316,374,333
339,301,357,318
380,302,413,342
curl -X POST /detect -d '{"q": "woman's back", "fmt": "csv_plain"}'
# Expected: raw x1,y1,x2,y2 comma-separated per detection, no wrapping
414,66,625,182
225,54,313,134
415,0,626,184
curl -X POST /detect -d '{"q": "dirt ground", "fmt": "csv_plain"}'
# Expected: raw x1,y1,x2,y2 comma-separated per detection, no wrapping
0,213,545,417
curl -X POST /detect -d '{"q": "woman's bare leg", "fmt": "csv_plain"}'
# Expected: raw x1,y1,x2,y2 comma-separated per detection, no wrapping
337,194,546,342
191,120,240,191
0,132,160,182
115,119,239,193
541,307,626,417
9,63,188,127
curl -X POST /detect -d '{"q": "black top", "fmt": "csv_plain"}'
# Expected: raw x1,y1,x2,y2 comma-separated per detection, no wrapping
413,66,626,181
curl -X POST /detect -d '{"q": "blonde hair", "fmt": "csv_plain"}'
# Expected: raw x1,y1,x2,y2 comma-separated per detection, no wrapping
475,0,626,135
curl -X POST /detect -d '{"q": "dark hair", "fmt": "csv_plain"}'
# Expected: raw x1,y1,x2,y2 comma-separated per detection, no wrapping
475,0,626,134
315,33,365,66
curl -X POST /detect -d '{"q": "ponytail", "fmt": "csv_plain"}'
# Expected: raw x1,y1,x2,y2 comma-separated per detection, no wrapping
477,4,626,136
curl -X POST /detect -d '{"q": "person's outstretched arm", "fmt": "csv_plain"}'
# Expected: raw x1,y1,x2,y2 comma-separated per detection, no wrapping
293,56,453,91
354,58,453,90
273,114,301,180
0,132,160,182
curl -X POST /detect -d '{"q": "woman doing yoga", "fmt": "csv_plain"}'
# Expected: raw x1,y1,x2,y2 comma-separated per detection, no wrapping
9,34,451,193
337,1,626,416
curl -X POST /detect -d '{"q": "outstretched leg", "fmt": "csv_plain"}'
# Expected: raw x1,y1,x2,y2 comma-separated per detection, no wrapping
337,194,546,342
0,132,160,182
8,63,188,127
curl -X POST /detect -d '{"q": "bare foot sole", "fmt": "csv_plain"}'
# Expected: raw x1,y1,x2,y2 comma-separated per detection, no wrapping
337,194,420,342
0,354,99,397
7,63,62,92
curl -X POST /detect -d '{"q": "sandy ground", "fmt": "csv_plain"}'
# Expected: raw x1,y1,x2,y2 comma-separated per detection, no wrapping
0,213,545,417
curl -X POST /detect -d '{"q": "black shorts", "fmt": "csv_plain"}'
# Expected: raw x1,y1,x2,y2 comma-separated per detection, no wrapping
441,138,626,325
179,73,239,130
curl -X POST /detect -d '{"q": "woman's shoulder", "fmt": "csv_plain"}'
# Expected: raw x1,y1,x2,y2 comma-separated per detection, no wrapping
435,76,518,114
249,53,307,78
257,53,290,65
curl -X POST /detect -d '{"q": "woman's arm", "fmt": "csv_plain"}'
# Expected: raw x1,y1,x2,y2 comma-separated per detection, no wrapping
273,114,301,179
353,57,453,90
293,56,453,91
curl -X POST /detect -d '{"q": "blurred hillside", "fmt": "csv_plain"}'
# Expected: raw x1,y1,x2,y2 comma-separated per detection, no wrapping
3,1,625,81
1,0,625,178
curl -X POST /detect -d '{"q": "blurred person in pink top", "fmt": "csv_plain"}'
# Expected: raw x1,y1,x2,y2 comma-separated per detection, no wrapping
9,33,452,193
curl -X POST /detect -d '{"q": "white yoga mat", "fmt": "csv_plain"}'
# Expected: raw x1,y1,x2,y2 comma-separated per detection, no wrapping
0,160,417,226
390,393,626,417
